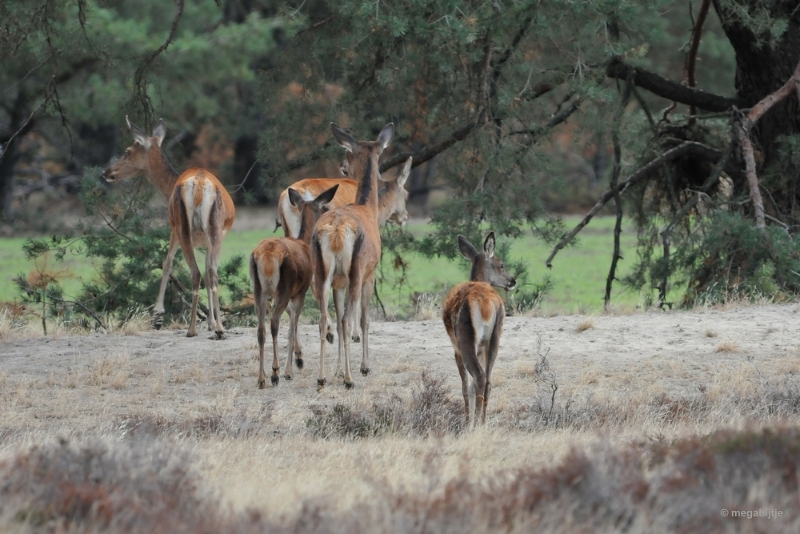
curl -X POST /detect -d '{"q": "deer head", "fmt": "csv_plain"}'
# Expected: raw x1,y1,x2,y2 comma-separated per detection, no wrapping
103,116,167,183
457,232,516,291
287,184,339,242
378,156,412,226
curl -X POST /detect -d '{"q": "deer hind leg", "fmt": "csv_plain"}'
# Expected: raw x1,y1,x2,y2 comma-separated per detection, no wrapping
454,350,470,426
315,258,333,388
254,294,269,389
333,286,347,382
483,312,503,425
270,292,291,386
179,241,202,338
205,200,225,339
358,274,374,376
455,303,484,426
154,232,180,329
310,276,334,344
285,292,305,379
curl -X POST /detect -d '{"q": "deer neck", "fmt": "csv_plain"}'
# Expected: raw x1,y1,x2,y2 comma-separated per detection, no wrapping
353,151,379,214
469,258,486,283
296,208,316,244
376,183,395,224
146,149,180,200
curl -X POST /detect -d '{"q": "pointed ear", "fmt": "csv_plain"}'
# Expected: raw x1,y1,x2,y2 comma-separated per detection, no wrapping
152,119,166,147
483,232,496,258
126,115,151,150
376,123,394,153
331,123,357,153
288,188,304,209
314,184,339,207
398,156,412,188
457,235,479,261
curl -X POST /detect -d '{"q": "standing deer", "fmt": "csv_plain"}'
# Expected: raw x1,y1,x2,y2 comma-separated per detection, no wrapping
250,184,339,388
277,156,412,346
312,123,393,389
442,233,516,425
102,117,235,338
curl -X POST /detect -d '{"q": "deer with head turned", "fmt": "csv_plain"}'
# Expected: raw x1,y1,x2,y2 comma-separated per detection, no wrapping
312,123,393,389
250,184,338,388
102,117,235,338
278,156,412,347
442,232,516,425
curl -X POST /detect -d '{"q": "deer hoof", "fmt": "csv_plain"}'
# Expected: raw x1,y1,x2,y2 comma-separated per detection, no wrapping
186,331,197,338
326,332,334,344
295,357,304,369
271,375,279,386
317,377,327,387
152,314,164,330
257,379,266,389
344,380,354,390
214,330,225,340
360,367,370,376
352,334,361,343
283,374,293,381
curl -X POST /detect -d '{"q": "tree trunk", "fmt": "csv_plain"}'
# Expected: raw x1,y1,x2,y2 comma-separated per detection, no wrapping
0,91,33,221
714,0,800,216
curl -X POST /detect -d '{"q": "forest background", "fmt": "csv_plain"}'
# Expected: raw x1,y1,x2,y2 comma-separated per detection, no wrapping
2,0,799,325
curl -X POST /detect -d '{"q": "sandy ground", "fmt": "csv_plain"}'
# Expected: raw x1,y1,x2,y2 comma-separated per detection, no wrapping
1,303,799,518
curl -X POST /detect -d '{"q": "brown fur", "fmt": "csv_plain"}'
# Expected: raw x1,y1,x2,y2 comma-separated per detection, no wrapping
102,117,235,338
249,185,338,388
311,123,394,389
442,233,516,426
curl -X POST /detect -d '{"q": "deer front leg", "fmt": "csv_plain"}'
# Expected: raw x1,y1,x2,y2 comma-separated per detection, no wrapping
154,233,180,329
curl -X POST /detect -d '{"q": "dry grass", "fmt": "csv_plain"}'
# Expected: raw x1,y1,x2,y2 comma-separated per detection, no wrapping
705,329,719,338
715,341,741,353
2,304,800,532
576,318,595,332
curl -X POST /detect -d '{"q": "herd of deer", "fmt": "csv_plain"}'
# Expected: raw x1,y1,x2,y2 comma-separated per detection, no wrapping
102,119,516,425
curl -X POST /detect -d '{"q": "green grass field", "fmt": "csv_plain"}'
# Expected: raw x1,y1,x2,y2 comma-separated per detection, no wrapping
0,216,681,315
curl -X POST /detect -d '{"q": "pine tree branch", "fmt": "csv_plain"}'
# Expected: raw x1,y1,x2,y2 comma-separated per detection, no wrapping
606,57,743,112
379,120,481,172
684,0,712,122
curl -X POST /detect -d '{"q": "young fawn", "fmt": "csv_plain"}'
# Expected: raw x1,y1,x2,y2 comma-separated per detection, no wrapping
442,233,516,425
249,184,339,388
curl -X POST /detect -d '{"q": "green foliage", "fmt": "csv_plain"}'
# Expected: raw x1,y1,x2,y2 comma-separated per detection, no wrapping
17,167,252,325
687,212,800,304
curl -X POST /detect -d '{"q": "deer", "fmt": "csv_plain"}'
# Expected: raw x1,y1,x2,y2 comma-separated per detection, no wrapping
249,184,339,388
277,156,412,347
312,123,393,389
442,232,516,426
102,117,235,339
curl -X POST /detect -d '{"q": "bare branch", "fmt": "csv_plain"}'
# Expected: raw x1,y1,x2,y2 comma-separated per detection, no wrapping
546,141,724,268
607,57,743,112
684,0,712,122
379,120,481,173
735,119,766,229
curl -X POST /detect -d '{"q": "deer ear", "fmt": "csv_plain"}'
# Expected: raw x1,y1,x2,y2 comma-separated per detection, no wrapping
484,232,496,258
152,119,166,147
314,184,339,207
126,115,151,150
458,235,479,261
398,156,412,188
288,188,304,208
331,123,357,153
376,123,394,153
